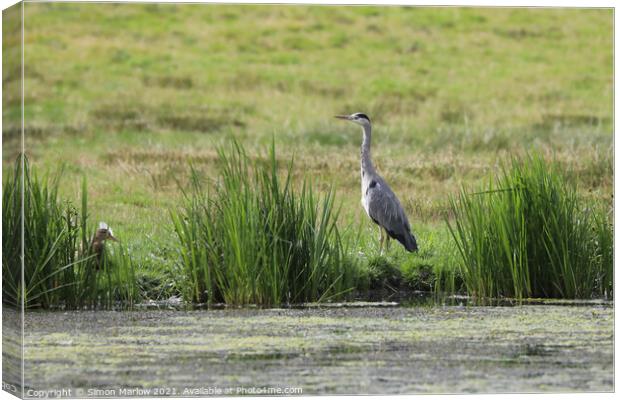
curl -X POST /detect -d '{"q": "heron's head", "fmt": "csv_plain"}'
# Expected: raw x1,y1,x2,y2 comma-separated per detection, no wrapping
95,222,118,243
334,112,371,127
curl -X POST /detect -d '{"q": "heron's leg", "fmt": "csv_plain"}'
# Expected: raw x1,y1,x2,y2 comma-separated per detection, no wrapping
378,226,385,255
385,229,391,252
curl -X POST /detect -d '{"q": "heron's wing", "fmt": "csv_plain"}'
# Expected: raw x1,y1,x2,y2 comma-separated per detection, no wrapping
366,178,412,237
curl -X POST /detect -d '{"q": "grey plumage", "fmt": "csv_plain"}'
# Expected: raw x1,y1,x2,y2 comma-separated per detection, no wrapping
335,112,418,253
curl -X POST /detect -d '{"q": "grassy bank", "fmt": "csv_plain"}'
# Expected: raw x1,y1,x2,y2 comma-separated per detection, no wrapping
2,5,613,307
2,147,612,308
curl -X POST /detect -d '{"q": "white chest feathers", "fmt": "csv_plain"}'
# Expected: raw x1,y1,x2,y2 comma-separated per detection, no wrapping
361,173,379,217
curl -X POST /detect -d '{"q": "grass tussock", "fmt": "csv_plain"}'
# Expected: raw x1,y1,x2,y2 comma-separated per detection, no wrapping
171,141,359,306
447,155,612,299
2,155,138,309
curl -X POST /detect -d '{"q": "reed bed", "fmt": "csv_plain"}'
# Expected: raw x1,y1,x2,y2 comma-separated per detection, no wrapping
2,155,138,309
3,151,612,308
171,141,359,306
447,155,613,299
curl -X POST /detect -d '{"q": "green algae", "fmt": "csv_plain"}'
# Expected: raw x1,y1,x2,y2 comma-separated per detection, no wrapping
19,305,613,395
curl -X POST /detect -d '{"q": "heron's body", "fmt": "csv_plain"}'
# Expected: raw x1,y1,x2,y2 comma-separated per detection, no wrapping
337,113,418,253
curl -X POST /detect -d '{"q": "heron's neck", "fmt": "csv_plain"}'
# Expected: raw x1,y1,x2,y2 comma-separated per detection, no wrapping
361,124,375,174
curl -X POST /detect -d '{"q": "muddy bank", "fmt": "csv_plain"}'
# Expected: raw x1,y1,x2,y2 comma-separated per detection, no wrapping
11,304,614,395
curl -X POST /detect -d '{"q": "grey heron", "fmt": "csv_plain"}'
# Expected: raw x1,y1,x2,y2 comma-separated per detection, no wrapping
335,113,418,254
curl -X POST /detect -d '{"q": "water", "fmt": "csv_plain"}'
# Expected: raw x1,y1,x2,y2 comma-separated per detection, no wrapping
3,301,613,396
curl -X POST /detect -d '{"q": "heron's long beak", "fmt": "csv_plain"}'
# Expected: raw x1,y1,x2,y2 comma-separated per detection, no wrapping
109,235,119,242
334,115,350,120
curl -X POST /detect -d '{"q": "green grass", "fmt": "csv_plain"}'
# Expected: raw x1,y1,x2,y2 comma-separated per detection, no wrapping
447,155,613,299
2,4,613,305
170,140,360,306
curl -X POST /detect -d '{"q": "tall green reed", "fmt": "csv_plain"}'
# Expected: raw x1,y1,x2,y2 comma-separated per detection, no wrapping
2,155,138,309
447,155,612,299
171,141,358,306
2,155,22,307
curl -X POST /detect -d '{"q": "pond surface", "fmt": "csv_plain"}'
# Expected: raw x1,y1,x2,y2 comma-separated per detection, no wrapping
4,303,614,396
